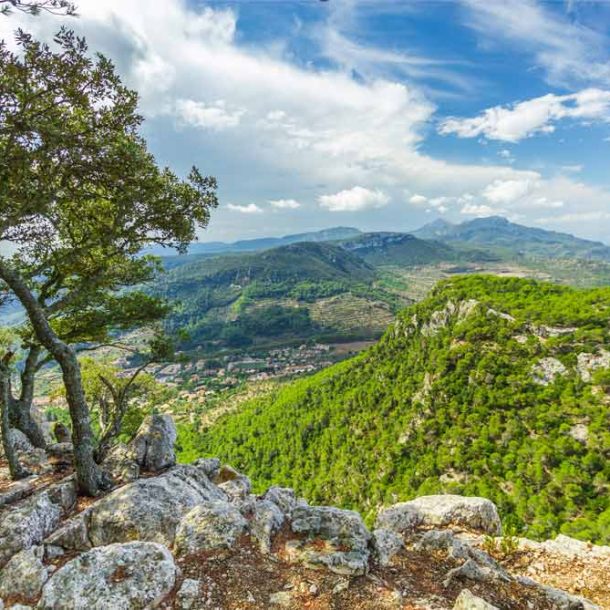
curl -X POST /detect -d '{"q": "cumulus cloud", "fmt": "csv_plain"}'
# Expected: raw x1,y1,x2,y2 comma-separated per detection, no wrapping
269,199,301,209
3,1,610,242
440,89,610,142
175,99,244,131
409,194,428,205
227,203,263,214
318,187,389,212
461,203,500,217
482,178,536,205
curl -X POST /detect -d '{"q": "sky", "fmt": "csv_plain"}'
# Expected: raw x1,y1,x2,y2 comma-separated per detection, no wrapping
3,0,610,244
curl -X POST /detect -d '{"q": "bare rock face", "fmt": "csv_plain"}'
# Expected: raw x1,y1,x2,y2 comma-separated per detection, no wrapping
531,357,568,386
371,528,404,566
453,589,499,610
88,465,227,547
129,414,177,473
287,505,371,575
0,546,48,601
101,443,140,485
38,542,177,610
376,495,502,536
247,499,285,553
262,486,305,518
174,500,248,555
0,491,62,567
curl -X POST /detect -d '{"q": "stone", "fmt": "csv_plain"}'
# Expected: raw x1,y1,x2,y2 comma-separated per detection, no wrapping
38,542,177,610
174,500,248,555
101,443,140,485
531,357,568,386
269,591,293,606
0,491,62,567
248,499,284,553
0,546,48,600
516,576,598,610
129,414,177,472
577,350,610,382
218,474,251,502
262,486,305,518
376,495,502,536
453,589,499,610
192,457,221,479
46,442,74,467
46,476,78,513
44,509,92,552
88,465,227,547
288,505,371,575
176,578,201,610
371,528,404,566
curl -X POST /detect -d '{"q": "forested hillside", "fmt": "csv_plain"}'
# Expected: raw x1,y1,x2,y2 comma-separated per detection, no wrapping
190,276,610,543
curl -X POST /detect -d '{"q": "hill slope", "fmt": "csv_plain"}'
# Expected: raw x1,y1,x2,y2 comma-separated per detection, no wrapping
192,276,610,543
414,216,610,261
154,242,401,350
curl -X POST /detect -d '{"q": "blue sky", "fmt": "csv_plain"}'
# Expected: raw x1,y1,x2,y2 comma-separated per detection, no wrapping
3,0,610,244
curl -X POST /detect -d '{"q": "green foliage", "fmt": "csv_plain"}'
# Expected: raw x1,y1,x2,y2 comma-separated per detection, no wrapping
189,276,610,543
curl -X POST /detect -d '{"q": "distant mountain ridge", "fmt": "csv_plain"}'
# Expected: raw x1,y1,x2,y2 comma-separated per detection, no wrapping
414,216,610,261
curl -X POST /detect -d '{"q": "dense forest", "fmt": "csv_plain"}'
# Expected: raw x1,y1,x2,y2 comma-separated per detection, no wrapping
185,275,610,543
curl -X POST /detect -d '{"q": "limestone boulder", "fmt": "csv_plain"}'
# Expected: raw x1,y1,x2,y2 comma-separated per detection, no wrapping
38,542,176,610
0,491,62,567
129,414,177,473
88,465,227,547
174,500,248,555
453,589,499,610
376,495,502,536
288,505,371,575
0,546,48,601
371,528,404,566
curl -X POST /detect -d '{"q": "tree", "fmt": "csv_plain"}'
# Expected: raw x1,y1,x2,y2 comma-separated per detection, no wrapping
0,1,76,16
0,29,218,495
0,328,30,480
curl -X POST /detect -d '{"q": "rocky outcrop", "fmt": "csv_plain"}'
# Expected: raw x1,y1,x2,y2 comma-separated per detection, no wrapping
174,500,248,555
88,465,227,547
0,417,605,610
531,357,568,385
376,494,502,536
38,542,177,609
129,414,177,473
287,505,371,575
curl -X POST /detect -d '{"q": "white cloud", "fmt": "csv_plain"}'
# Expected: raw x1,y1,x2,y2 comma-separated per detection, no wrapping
460,0,610,88
318,187,389,212
483,178,536,205
227,203,263,214
269,199,301,209
175,99,244,131
461,203,500,217
440,89,610,142
409,194,428,205
3,1,610,242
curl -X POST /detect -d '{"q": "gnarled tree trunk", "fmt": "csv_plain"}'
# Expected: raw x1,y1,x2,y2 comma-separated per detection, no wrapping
0,354,30,480
7,345,47,448
0,261,105,496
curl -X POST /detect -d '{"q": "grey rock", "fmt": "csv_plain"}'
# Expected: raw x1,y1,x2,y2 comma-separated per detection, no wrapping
101,443,140,485
214,465,251,502
44,509,92,552
531,357,567,386
38,541,177,610
248,499,284,553
376,495,502,536
516,576,599,610
453,589,499,610
262,486,305,518
46,476,78,513
443,559,500,587
176,578,201,610
0,546,48,600
130,414,177,473
192,457,221,479
174,500,248,555
88,465,226,547
371,528,404,566
288,505,371,575
577,350,610,382
0,491,62,567
52,422,72,444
